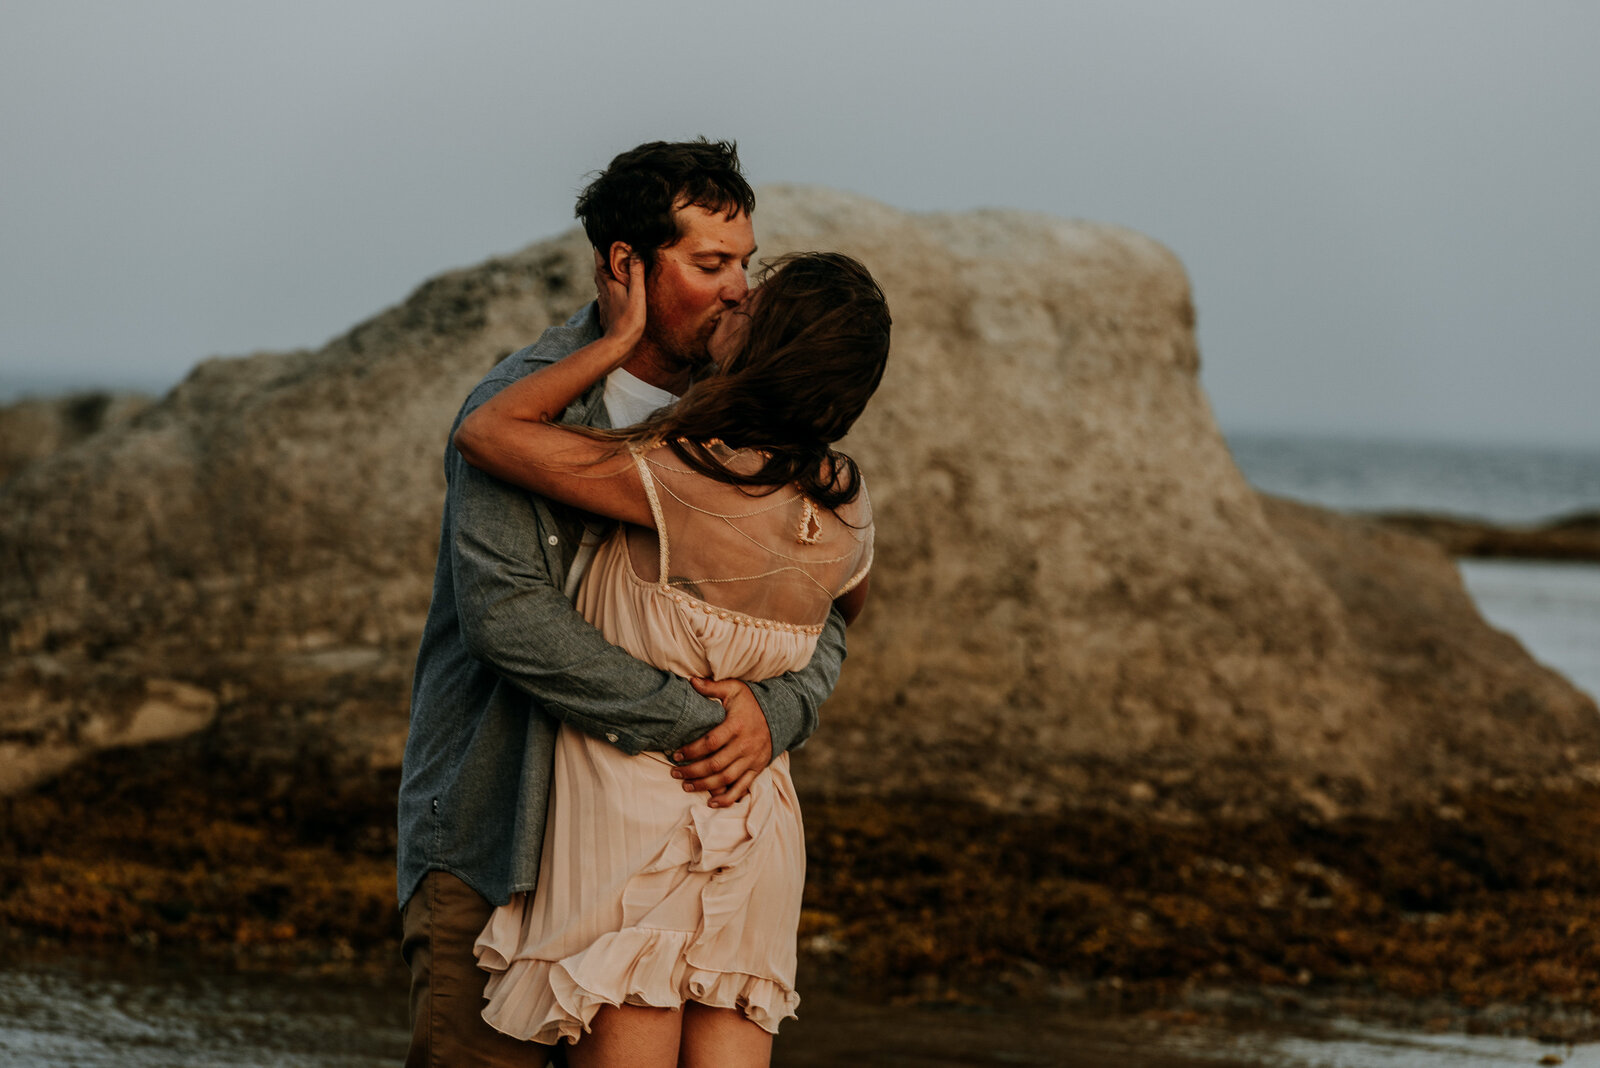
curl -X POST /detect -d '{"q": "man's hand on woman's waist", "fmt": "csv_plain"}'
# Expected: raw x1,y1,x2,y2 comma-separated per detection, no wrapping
670,678,773,807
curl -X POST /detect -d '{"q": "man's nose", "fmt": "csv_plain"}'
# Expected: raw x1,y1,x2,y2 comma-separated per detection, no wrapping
721,271,749,305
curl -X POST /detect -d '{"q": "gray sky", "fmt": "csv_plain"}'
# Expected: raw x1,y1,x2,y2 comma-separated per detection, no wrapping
3,1,1597,446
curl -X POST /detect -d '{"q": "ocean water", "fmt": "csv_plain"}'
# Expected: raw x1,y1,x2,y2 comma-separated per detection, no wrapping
0,954,407,1067
1228,432,1600,700
3,953,1597,1068
1457,559,1600,700
1226,432,1600,524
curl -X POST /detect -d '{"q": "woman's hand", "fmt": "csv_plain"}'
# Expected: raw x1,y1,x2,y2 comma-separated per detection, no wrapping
595,244,647,355
448,241,659,527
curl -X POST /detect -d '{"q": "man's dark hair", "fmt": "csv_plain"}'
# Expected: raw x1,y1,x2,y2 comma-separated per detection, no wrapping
575,138,755,274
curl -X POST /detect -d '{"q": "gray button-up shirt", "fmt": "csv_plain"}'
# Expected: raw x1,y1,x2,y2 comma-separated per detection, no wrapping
397,304,846,908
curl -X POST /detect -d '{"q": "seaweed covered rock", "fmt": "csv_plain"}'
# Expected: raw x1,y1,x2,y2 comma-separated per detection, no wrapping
1,186,1594,810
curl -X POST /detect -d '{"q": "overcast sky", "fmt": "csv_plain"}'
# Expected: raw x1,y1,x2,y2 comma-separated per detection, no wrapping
3,1,1596,447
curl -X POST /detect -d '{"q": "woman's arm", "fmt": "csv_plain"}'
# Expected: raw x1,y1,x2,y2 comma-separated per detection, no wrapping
834,573,869,625
453,253,655,527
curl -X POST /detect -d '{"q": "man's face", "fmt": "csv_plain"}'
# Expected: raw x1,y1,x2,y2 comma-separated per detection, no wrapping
707,285,759,368
643,204,755,370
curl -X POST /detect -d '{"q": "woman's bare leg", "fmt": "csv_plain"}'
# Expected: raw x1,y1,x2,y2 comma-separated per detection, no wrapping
565,1004,681,1068
676,1002,772,1068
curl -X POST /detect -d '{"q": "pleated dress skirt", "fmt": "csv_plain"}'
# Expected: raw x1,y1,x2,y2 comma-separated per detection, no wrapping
473,530,818,1043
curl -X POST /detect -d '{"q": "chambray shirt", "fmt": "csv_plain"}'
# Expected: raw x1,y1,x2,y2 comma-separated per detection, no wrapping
397,304,846,909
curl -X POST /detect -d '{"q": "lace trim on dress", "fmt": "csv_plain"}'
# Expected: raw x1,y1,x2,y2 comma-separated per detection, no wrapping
836,546,875,597
796,499,823,545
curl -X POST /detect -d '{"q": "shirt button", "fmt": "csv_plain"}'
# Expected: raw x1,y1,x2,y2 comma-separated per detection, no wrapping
605,732,618,743
547,534,559,546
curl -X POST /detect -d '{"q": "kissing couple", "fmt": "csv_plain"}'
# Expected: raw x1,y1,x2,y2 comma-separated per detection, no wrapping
399,138,890,1067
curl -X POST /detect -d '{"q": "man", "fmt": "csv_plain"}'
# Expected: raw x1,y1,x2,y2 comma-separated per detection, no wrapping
397,139,848,1065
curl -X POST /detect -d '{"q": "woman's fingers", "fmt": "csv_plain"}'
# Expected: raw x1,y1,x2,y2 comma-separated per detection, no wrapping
596,244,647,347
617,257,647,338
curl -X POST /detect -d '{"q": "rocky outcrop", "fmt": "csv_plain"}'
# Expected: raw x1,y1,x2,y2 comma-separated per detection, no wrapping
2,186,1595,811
1372,510,1600,562
0,391,152,484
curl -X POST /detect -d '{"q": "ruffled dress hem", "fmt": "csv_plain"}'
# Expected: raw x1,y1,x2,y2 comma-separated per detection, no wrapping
475,758,803,1044
478,927,799,1043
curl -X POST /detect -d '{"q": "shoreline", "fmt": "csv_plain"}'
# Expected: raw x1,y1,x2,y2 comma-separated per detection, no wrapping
8,749,1600,1043
1370,510,1600,563
2,948,1592,1067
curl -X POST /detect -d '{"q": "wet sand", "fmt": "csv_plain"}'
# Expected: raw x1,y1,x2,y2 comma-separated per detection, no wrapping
1,951,1593,1067
7,744,1600,1056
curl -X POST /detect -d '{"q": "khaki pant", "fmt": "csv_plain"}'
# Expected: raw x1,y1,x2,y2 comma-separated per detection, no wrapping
402,871,555,1067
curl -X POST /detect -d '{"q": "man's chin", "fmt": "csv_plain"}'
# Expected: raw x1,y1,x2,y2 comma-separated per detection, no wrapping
655,349,712,379
672,334,717,376
645,324,716,377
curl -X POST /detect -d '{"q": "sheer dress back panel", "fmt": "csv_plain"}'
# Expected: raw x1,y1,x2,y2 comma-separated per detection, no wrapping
623,443,873,631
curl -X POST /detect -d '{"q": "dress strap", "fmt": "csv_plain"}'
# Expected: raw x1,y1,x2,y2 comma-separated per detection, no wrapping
631,446,670,587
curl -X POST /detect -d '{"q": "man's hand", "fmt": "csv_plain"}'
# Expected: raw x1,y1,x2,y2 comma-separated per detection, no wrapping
670,678,773,807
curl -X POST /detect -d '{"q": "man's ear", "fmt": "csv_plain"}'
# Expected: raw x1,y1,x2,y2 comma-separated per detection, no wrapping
606,242,635,283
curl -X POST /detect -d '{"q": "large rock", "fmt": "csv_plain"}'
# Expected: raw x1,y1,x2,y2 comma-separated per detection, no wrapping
0,391,152,484
2,186,1595,811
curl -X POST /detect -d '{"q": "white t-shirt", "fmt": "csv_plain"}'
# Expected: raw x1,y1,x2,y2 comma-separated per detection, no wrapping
602,367,677,429
563,368,679,600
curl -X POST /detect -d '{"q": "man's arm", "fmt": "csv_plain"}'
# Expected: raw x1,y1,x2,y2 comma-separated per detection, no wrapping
448,402,724,754
450,358,847,794
750,605,845,753
668,606,846,806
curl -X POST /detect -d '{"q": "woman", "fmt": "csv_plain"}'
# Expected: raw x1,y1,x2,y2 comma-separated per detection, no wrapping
453,249,890,1067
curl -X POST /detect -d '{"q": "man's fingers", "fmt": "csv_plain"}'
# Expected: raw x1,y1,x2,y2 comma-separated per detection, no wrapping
673,754,726,784
671,725,725,765
670,677,772,793
671,681,732,764
708,769,759,808
673,748,744,789
674,738,760,790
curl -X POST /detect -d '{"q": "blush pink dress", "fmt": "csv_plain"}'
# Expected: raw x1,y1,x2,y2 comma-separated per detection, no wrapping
474,444,873,1044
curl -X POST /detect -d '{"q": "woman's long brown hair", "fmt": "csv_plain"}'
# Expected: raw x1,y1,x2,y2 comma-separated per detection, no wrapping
617,251,891,510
